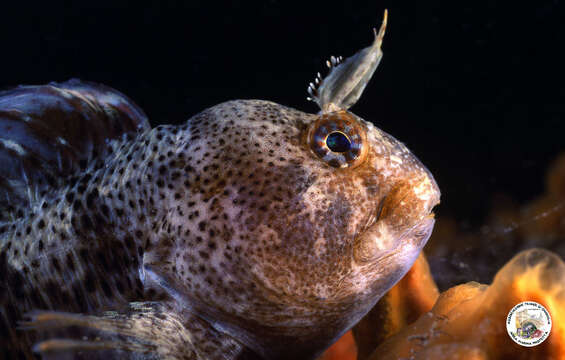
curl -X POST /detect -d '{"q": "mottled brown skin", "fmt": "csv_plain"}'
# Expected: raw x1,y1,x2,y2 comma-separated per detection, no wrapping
1,94,439,359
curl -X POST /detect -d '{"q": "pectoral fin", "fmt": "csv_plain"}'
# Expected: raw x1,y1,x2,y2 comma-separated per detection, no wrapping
20,302,197,359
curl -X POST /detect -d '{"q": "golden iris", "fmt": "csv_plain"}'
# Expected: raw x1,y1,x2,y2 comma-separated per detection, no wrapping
307,111,367,169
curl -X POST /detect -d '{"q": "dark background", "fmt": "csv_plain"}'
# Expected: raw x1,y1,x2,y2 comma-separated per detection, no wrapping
1,0,564,228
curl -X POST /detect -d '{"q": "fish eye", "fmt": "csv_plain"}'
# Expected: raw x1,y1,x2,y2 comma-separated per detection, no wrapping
307,111,368,168
326,132,351,153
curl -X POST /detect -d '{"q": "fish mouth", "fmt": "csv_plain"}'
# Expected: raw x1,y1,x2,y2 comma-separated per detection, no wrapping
353,212,436,265
353,178,440,264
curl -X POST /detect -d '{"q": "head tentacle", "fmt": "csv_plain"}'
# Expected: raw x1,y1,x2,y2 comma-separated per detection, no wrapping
307,9,388,113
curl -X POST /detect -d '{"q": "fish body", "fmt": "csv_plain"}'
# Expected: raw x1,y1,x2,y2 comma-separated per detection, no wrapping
0,13,440,360
0,79,150,220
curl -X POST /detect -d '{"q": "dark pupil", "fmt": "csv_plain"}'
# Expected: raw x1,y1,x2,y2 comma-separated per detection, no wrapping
326,132,351,153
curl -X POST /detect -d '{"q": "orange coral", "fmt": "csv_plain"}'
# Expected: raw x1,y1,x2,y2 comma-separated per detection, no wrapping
319,331,357,360
368,249,565,360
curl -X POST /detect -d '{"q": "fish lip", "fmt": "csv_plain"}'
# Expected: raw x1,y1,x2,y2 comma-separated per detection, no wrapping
386,211,436,249
361,185,438,242
353,203,437,265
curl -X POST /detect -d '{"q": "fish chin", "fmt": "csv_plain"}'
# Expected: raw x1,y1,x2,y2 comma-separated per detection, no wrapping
313,216,437,360
344,214,436,307
353,214,436,265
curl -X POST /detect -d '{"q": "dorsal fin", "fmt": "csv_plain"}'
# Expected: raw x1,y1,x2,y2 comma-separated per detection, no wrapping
0,79,150,220
307,10,388,113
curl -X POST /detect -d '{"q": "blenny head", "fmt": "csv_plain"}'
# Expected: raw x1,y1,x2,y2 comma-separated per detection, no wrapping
145,10,439,359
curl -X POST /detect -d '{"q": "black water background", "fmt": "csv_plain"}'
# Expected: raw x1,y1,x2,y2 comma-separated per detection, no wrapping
1,0,564,286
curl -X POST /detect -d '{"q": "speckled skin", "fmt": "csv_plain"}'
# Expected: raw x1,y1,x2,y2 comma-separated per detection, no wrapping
0,80,150,217
0,84,439,359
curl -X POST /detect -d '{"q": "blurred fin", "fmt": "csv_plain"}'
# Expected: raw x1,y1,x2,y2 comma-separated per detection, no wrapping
0,80,150,220
21,302,197,359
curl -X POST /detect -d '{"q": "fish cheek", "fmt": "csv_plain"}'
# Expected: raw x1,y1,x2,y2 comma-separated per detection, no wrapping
247,188,356,300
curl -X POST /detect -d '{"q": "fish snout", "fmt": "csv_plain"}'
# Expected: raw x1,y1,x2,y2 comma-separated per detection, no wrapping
353,171,439,264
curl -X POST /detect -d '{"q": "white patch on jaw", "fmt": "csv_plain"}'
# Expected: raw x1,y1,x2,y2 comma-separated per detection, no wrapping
371,221,397,251
413,176,433,202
